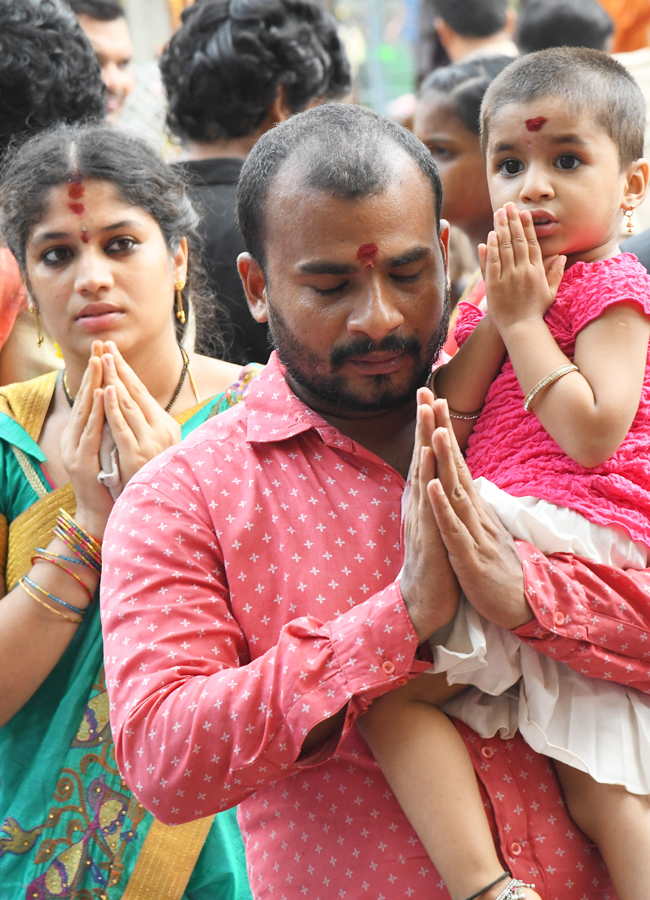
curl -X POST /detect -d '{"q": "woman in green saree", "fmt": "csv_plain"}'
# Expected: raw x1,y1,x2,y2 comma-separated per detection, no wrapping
0,124,258,900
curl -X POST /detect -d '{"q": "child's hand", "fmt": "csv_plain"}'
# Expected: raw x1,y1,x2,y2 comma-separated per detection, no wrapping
478,203,566,331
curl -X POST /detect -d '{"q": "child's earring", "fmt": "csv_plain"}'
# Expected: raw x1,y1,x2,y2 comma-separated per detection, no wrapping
175,280,186,324
625,207,635,234
29,303,43,347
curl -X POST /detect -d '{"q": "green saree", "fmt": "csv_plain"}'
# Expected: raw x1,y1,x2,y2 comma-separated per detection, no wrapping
0,366,261,900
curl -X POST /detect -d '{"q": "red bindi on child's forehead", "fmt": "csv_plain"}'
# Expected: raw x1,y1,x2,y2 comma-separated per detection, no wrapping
525,116,547,132
357,243,378,266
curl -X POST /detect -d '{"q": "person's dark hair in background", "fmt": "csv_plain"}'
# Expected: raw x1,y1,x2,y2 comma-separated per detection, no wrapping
417,0,516,85
67,0,124,18
434,0,508,38
516,0,614,55
67,0,134,125
160,0,351,365
0,0,104,162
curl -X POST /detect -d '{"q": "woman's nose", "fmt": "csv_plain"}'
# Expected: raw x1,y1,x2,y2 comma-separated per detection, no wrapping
74,247,114,294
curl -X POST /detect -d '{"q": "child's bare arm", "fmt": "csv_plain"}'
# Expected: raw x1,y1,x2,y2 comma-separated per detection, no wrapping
488,204,650,468
433,315,507,450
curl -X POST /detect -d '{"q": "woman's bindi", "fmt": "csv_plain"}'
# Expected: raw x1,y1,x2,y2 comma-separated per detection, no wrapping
525,117,547,132
68,179,85,215
357,243,378,267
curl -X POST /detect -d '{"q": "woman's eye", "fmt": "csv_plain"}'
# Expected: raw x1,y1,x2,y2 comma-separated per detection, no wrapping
498,158,523,177
556,154,580,170
107,237,137,253
42,247,72,266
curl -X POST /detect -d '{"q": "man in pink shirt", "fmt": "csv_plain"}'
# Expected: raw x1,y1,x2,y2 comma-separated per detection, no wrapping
101,104,649,898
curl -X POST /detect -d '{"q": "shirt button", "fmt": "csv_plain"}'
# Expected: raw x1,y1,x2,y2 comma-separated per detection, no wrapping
480,746,495,759
554,611,565,625
396,678,408,687
510,841,522,856
538,631,551,639
381,660,396,675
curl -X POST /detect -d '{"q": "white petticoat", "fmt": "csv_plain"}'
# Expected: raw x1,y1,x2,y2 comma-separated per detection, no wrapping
431,477,650,795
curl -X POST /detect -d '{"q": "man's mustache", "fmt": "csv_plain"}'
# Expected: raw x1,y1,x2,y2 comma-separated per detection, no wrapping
330,335,421,370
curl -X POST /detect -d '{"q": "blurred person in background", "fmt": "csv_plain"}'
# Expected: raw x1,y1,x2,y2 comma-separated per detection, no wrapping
599,0,650,54
68,0,135,125
516,0,614,55
418,0,517,79
414,55,512,347
0,0,105,386
160,0,351,366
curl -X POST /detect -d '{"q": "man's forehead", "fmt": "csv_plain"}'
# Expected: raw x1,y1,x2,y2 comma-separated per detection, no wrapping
264,158,438,259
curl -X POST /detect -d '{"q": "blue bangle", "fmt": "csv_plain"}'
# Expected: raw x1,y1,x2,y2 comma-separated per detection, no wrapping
22,576,85,617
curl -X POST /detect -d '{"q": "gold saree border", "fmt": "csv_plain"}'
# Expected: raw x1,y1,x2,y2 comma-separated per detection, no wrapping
121,815,216,900
0,370,58,441
6,481,76,591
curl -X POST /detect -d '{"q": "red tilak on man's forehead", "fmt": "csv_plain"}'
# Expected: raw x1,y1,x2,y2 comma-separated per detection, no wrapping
357,243,378,266
525,117,547,132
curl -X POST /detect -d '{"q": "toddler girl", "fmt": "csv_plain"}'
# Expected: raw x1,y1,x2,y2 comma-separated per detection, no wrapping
359,47,650,900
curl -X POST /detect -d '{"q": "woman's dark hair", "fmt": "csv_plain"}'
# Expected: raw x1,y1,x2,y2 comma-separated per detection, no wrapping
0,0,105,162
419,55,513,135
159,0,351,143
0,124,218,347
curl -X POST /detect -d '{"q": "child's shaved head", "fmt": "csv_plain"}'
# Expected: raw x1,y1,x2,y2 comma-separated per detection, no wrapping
481,47,645,170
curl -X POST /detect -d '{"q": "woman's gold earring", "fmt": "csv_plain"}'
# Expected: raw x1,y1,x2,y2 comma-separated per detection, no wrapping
29,304,43,347
175,280,186,324
625,208,634,234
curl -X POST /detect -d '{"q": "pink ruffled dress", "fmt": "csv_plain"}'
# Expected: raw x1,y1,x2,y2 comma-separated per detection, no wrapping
434,253,650,793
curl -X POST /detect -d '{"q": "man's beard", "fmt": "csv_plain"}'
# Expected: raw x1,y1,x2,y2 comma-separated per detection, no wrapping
266,285,451,413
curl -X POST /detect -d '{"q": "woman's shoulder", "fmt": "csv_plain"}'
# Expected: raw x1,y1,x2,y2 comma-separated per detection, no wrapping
188,353,245,399
0,371,58,444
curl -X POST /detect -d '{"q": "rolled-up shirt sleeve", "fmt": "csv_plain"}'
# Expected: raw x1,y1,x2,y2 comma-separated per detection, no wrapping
101,478,429,825
514,540,650,693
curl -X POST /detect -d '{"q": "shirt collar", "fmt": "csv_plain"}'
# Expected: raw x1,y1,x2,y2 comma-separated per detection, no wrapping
245,352,355,451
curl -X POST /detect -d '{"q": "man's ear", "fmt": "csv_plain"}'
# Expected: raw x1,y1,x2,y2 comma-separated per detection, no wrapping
238,253,269,323
438,218,450,277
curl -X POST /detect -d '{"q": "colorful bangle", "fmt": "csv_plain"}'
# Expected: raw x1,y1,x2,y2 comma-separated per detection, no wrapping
19,578,83,624
53,510,102,573
22,576,86,617
31,551,95,601
523,364,578,412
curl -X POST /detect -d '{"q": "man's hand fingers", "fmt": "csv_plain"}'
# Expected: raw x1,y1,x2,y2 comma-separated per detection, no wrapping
427,477,473,557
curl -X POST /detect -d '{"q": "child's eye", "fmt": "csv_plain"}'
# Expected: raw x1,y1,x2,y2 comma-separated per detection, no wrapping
497,158,523,177
556,154,580,170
